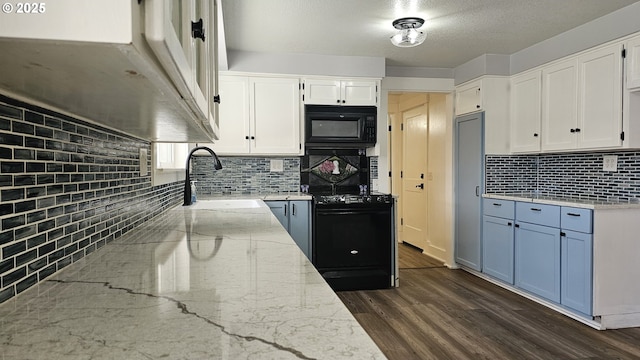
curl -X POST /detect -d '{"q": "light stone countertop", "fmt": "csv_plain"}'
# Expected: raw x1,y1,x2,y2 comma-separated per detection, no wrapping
0,199,386,360
201,192,314,201
483,193,640,210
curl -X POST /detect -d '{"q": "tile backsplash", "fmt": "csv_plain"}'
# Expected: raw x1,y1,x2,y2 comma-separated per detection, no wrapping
0,95,183,304
192,156,301,195
192,155,380,195
486,151,640,201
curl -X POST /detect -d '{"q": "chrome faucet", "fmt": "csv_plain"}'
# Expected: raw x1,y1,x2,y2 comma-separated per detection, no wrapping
183,146,222,206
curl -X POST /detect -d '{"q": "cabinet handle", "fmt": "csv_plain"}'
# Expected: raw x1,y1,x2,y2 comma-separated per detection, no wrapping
492,203,502,207
560,231,566,237
566,213,581,217
284,204,287,217
475,186,480,197
530,208,542,212
292,203,296,216
514,223,520,228
507,222,512,226
191,19,205,41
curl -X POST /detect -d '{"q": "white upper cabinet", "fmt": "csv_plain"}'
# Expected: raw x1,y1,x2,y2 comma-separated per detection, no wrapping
627,34,640,91
541,59,578,151
211,75,301,156
510,71,542,153
455,77,510,154
212,76,251,154
304,79,378,106
577,43,623,150
455,82,482,115
0,0,219,142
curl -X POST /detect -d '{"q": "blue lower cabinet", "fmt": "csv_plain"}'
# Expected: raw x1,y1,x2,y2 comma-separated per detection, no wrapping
515,222,561,303
265,200,311,260
561,229,593,316
482,215,514,284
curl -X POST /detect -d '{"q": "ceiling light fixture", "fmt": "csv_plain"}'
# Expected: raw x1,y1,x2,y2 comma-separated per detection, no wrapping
390,17,426,48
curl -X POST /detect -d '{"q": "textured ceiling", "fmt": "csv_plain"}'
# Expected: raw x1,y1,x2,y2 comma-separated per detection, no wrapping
220,0,640,68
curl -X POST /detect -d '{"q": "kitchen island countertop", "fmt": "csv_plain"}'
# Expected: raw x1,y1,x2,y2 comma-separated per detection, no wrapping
0,199,386,360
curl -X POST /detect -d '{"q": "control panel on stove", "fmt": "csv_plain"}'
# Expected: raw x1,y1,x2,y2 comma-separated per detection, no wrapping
315,194,392,205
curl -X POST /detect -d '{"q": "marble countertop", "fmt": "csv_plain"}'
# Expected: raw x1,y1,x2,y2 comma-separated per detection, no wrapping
201,192,313,201
483,193,640,209
0,199,386,360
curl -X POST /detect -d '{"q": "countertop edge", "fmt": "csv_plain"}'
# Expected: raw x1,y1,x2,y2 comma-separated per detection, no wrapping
483,194,640,210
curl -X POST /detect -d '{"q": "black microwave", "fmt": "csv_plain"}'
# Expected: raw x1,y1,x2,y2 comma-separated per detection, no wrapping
304,105,377,148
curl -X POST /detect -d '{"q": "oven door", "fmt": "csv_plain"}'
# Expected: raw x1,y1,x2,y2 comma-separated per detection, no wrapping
313,204,392,270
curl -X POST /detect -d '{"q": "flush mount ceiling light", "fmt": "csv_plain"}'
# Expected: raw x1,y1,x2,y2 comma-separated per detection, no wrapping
390,17,426,48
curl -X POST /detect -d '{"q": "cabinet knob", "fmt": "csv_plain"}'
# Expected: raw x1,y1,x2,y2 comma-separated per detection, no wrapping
342,100,346,104
575,128,581,133
213,95,221,104
476,105,480,109
570,128,576,133
245,136,249,140
533,133,539,137
337,99,340,104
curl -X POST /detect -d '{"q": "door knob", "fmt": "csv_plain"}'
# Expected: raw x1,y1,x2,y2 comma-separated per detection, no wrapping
416,183,424,189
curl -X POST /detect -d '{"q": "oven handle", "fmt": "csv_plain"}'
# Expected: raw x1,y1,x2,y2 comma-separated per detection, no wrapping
316,209,391,216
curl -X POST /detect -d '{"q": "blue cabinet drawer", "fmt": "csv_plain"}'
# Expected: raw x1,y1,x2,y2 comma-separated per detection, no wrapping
483,199,515,219
561,207,592,234
516,202,560,227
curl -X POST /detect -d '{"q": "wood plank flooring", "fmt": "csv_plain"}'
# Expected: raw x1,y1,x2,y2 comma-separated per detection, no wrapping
337,243,640,360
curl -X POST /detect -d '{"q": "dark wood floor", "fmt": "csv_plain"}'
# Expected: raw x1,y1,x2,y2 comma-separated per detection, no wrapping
337,243,640,360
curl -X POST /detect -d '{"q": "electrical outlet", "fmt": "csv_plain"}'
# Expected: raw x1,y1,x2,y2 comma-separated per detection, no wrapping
270,159,284,172
603,155,618,172
371,179,379,191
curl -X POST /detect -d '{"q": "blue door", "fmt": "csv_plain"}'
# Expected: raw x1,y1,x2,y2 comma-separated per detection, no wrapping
455,112,484,271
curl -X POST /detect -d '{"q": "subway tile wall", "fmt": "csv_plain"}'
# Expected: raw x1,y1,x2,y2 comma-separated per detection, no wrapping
486,151,640,201
0,96,183,304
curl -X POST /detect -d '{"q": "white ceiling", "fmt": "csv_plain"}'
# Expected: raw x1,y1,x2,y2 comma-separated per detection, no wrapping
220,0,639,69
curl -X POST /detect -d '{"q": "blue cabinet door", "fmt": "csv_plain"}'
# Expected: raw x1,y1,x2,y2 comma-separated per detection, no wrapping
265,200,312,260
265,201,288,229
482,215,514,284
515,222,561,303
561,230,593,315
289,200,311,260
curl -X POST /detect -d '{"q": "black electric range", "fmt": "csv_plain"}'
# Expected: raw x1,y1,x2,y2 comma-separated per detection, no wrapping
301,148,393,291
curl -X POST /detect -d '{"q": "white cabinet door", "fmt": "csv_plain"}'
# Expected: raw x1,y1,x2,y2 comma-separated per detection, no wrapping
304,79,378,106
342,80,378,105
510,71,541,153
213,76,251,154
455,81,482,115
250,77,301,154
627,34,640,90
577,43,623,149
304,79,342,105
542,59,578,151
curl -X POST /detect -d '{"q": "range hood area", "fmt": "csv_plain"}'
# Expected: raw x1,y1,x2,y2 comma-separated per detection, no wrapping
0,0,219,142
